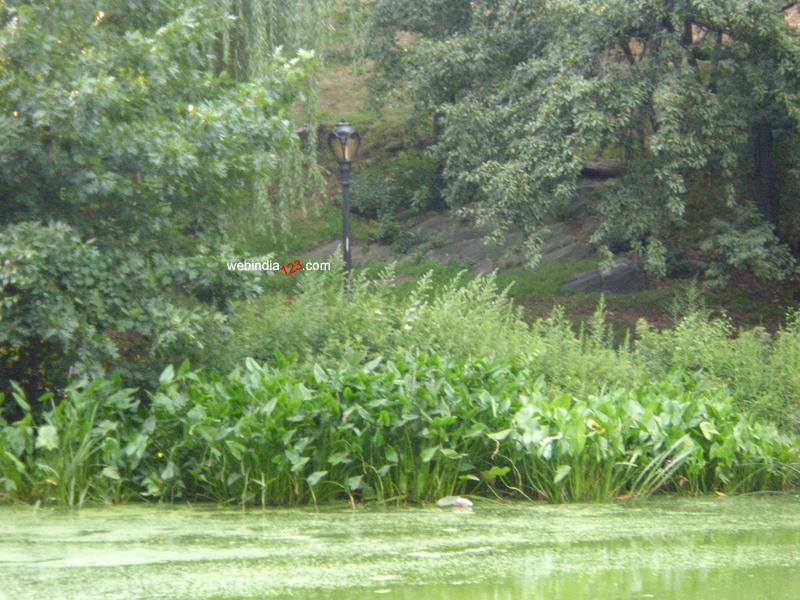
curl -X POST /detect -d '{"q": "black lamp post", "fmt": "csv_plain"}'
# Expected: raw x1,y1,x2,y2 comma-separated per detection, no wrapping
327,122,361,298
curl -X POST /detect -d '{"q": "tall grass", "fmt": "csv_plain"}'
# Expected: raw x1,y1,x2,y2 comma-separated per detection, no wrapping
224,264,530,368
223,266,800,426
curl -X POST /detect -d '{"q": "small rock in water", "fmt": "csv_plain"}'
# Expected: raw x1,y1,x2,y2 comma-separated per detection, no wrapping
436,496,473,508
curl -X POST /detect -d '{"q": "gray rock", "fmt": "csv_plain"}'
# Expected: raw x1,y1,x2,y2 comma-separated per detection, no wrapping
581,159,622,179
305,240,393,263
540,240,594,265
577,215,601,237
565,257,648,293
304,240,340,261
407,212,450,233
471,259,495,275
427,236,492,263
576,178,606,190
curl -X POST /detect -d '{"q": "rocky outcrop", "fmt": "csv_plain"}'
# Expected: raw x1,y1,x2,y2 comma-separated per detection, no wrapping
581,159,622,179
565,257,648,293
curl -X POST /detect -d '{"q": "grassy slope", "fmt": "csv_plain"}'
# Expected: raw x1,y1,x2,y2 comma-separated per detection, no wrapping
251,61,800,332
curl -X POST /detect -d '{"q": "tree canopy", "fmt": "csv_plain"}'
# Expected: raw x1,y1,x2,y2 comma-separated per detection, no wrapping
369,0,800,284
0,0,317,396
0,0,317,247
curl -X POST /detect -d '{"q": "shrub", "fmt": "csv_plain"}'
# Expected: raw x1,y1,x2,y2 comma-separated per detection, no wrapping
0,222,259,410
0,377,141,506
350,151,442,235
223,264,530,368
223,267,800,427
635,307,800,426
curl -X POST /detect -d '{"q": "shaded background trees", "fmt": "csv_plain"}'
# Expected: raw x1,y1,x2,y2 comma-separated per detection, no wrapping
3,0,800,408
367,0,800,283
0,0,321,401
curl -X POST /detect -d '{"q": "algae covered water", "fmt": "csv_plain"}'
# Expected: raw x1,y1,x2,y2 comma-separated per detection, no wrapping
1,497,799,600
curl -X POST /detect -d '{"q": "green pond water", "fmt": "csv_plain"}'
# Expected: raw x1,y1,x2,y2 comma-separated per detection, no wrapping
1,496,799,600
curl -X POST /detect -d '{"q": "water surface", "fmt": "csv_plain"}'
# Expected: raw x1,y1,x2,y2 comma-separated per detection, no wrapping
1,496,799,599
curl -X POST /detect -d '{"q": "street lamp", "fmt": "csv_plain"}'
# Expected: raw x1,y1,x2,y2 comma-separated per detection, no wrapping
327,122,361,298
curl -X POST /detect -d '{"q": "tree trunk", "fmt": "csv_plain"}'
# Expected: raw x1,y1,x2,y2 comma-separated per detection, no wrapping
754,118,779,228
213,32,225,76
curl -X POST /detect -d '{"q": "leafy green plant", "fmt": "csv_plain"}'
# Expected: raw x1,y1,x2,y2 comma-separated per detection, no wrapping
223,265,530,368
351,151,441,240
2,352,797,506
222,267,800,428
0,377,140,506
0,223,261,408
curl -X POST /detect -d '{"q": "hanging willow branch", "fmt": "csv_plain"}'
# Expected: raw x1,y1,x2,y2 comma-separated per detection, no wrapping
211,0,351,236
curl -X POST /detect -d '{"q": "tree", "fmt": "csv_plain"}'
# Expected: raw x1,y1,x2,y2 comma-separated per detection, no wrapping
367,0,474,98
0,0,317,248
0,0,317,399
369,0,800,284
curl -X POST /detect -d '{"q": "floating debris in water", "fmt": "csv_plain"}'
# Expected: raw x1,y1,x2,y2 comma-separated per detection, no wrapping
436,496,473,508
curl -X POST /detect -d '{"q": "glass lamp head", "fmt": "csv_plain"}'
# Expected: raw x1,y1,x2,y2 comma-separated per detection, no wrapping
327,122,361,163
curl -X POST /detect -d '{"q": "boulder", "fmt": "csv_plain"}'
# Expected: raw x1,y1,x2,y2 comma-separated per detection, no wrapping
581,159,622,179
305,240,393,263
565,257,648,293
540,236,594,265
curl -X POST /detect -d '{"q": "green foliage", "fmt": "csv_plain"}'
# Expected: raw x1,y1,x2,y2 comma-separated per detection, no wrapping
0,376,141,506
0,222,266,404
224,264,530,369
368,0,800,282
366,0,474,101
0,1,319,397
224,269,800,426
701,212,797,287
0,222,120,390
2,354,796,506
350,151,441,246
0,0,316,246
351,172,403,220
221,0,357,74
3,270,799,507
635,306,800,424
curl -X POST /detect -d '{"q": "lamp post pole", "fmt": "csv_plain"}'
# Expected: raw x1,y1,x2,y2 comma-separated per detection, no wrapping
327,122,361,300
340,160,353,299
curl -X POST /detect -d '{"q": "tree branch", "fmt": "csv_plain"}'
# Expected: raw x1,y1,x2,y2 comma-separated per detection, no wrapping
618,38,636,65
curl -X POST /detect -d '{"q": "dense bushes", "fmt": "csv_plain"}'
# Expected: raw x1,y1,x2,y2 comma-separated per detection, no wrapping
1,355,796,507
226,266,528,368
349,151,442,246
226,267,800,426
366,0,800,281
2,269,798,507
0,1,317,405
0,222,265,408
